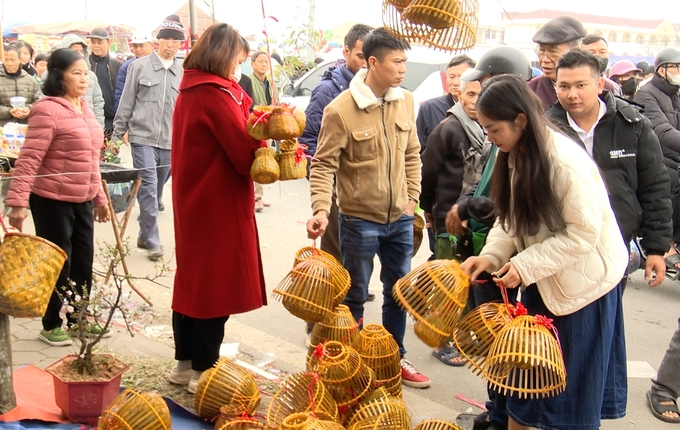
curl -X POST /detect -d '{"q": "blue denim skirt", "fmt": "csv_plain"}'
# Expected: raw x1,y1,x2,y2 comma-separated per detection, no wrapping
506,282,627,430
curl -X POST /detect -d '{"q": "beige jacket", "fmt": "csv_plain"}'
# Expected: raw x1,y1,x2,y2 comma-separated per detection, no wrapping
480,128,628,316
310,69,421,224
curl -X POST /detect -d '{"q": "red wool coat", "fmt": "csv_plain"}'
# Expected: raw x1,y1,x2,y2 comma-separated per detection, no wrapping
171,69,266,319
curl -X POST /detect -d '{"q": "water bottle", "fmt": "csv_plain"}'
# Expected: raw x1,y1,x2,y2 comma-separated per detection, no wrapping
15,126,25,152
4,123,15,153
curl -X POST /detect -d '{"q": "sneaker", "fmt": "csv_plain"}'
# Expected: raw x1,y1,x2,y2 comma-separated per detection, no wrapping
367,292,376,301
159,201,165,212
168,367,193,385
188,377,199,394
255,199,264,212
400,358,431,388
38,328,72,346
69,323,112,339
147,246,164,261
137,237,148,249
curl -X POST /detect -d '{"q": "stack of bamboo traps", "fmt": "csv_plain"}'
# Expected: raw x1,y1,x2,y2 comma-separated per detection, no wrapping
267,372,339,428
306,304,360,366
194,358,261,421
393,259,470,347
98,389,171,430
351,324,402,396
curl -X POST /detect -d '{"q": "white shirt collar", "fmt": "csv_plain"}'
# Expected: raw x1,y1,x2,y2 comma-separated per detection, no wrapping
565,98,607,158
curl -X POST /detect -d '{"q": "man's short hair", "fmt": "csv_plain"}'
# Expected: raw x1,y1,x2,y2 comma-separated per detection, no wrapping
447,54,476,69
251,51,268,62
555,49,600,80
344,24,374,51
582,34,608,47
362,27,410,62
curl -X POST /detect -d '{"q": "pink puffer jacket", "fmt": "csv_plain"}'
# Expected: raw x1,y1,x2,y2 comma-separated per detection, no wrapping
6,96,107,208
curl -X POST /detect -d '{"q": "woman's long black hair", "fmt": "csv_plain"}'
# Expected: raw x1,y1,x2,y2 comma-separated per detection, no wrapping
476,74,565,238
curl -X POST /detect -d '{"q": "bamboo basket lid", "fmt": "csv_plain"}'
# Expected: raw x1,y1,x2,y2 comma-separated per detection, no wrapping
273,255,336,323
308,341,374,407
280,412,346,429
452,302,513,375
266,372,339,428
351,324,402,397
414,419,464,430
294,247,351,307
345,387,409,428
98,389,171,430
195,358,261,420
393,259,470,347
483,314,566,399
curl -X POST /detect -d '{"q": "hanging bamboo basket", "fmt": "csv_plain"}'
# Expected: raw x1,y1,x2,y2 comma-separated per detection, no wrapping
412,214,426,258
266,372,339,428
294,247,351,307
345,387,409,428
273,255,336,323
306,304,360,365
194,358,261,420
246,106,272,141
452,302,513,375
414,419,464,430
351,324,402,397
393,259,470,347
269,106,302,140
483,315,566,399
279,151,308,181
98,389,171,430
250,147,279,185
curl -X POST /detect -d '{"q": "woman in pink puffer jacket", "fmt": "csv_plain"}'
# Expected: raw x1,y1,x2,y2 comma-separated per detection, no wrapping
6,48,110,347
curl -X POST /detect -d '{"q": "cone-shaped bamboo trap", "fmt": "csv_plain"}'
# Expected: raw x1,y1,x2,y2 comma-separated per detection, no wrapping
194,358,261,420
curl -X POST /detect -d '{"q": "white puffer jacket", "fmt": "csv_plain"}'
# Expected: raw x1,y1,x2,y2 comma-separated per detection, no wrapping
480,128,629,316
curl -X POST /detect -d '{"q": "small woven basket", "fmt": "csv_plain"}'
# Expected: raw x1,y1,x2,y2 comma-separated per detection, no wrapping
345,387,409,428
452,302,513,375
393,259,470,347
483,315,566,399
216,417,268,429
294,247,351,307
273,255,336,323
280,412,346,430
308,341,374,407
280,138,299,153
412,214,426,258
279,151,308,181
414,419,464,430
266,372,339,428
269,106,301,140
351,324,402,397
307,304,360,365
347,410,412,430
250,147,279,185
195,358,261,420
246,106,272,141
98,389,171,430
0,229,67,318
291,107,307,133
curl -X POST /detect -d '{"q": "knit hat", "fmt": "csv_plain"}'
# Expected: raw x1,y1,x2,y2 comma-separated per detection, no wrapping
157,15,185,40
60,34,88,50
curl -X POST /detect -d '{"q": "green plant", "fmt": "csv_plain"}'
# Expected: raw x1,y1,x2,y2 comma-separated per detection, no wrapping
101,139,123,164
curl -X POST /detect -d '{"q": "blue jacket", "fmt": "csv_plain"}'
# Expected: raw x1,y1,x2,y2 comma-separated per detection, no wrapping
114,58,136,112
300,64,355,157
415,93,455,152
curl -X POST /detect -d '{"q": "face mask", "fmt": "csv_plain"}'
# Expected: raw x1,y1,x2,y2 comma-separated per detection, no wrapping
232,64,242,83
597,56,609,75
668,71,680,87
621,77,639,95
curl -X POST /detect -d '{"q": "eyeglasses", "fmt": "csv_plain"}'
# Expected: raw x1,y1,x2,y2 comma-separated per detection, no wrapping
665,64,680,71
535,46,563,62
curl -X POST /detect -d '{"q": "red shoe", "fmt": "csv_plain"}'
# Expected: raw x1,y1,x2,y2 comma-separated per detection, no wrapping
400,358,431,388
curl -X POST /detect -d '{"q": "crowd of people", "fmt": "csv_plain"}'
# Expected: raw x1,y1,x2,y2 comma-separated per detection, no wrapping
3,9,680,430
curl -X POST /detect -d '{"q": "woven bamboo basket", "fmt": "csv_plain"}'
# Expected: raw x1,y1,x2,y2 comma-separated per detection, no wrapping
250,147,280,185
452,302,513,375
246,106,272,141
269,106,301,140
216,417,268,429
307,304,359,357
414,419,464,430
280,412,346,430
387,0,413,10
347,410,413,430
393,259,470,347
0,231,67,318
273,255,336,323
412,214,426,258
291,107,307,133
351,325,402,397
195,358,261,420
266,372,339,428
280,138,299,153
98,389,171,430
382,0,478,53
483,315,566,399
294,247,351,307
279,151,308,181
345,387,409,428
308,341,374,407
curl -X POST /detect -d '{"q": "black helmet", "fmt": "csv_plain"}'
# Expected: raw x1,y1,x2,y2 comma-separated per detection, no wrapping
654,48,680,72
463,46,533,82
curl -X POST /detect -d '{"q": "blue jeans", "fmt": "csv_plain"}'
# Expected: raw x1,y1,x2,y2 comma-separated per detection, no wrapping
131,144,171,248
339,213,413,357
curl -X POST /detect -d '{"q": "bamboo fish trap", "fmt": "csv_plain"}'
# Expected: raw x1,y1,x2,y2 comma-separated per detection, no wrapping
266,372,339,428
393,259,470,347
195,358,261,420
98,389,171,430
345,387,409,428
412,214,426,258
347,410,413,430
351,324,402,397
273,255,336,323
250,147,279,185
216,417,268,429
294,246,351,307
280,412,346,430
307,304,360,366
414,419,464,430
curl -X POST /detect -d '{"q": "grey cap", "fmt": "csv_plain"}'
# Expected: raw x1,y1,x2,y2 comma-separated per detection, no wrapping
87,27,109,40
532,16,586,45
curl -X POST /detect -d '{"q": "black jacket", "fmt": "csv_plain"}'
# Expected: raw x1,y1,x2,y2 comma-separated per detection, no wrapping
89,53,121,120
548,91,672,254
634,75,680,170
416,93,454,152
420,114,468,235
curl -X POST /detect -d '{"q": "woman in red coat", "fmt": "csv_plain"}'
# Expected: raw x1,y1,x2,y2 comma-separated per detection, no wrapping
168,23,266,394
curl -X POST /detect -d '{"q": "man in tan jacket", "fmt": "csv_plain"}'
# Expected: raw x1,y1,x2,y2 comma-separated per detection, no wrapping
306,28,429,388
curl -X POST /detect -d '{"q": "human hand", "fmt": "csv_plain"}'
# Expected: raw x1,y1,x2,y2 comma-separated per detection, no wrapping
9,107,29,119
492,262,521,289
645,255,665,287
460,256,493,282
306,211,328,239
423,212,433,228
404,200,417,217
445,204,465,236
7,207,28,231
94,205,110,223
122,132,129,145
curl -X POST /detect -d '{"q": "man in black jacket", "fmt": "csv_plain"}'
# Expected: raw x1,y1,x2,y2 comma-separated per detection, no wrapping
548,49,671,286
87,27,122,137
